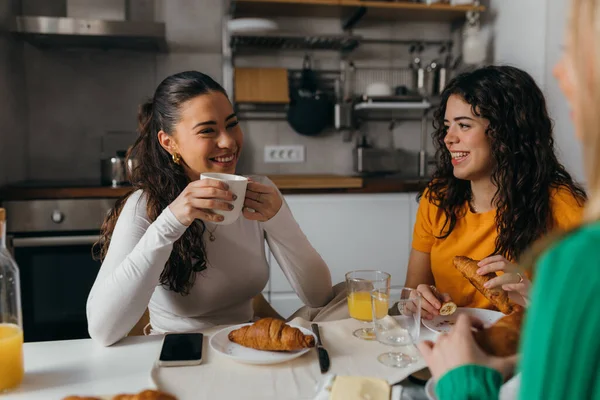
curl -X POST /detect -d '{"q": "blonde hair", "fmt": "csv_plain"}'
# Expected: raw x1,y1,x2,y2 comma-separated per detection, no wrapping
570,0,600,221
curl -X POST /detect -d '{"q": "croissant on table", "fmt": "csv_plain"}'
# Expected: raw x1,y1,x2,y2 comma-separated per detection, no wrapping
228,317,315,352
453,256,514,314
474,305,525,357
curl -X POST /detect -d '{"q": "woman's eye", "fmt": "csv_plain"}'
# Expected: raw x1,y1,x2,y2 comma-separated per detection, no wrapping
227,120,239,129
200,128,215,134
459,123,470,130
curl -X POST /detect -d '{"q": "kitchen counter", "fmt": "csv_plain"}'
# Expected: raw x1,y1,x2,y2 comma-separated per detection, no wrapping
0,175,428,200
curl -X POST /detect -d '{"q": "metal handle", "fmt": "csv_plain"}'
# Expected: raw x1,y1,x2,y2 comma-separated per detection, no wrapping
11,235,99,248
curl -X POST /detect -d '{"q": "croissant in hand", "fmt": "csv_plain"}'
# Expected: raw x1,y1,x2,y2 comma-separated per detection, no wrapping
453,256,513,314
228,318,315,351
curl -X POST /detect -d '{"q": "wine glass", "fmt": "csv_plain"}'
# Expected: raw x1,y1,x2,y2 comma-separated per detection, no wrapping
372,286,421,367
345,270,391,340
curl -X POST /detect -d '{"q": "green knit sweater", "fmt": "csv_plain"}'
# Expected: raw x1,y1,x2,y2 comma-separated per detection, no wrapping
436,222,600,400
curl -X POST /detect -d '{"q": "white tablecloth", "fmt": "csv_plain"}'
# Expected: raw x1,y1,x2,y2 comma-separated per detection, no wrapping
153,318,428,400
8,318,436,400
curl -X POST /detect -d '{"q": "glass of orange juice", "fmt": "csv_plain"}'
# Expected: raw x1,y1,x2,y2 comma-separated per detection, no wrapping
345,270,391,340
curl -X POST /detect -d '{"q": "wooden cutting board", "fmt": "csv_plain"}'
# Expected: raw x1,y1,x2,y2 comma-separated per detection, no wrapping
267,174,363,189
234,67,290,104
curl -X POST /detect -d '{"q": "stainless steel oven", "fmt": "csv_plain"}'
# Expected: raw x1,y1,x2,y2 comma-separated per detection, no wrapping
3,198,115,342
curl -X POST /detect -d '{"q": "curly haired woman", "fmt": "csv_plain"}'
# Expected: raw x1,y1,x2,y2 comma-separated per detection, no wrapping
406,65,586,318
86,71,333,346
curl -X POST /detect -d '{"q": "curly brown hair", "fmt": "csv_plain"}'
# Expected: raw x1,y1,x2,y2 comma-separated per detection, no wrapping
424,65,587,261
93,71,227,295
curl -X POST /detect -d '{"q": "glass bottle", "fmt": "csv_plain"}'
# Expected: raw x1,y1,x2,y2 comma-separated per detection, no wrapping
0,207,24,392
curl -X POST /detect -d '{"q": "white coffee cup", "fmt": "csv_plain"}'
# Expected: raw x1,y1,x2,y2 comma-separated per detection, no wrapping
199,173,248,225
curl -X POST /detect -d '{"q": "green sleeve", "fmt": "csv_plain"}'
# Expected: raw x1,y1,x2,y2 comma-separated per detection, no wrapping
519,223,600,400
435,365,503,400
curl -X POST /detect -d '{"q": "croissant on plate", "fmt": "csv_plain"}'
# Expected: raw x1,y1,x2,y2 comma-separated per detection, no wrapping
453,256,514,314
473,305,525,357
228,318,315,351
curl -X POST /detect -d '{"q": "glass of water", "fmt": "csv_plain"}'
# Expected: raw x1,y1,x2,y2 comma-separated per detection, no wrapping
371,286,421,368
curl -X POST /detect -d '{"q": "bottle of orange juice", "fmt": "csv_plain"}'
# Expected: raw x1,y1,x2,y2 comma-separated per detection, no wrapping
0,208,24,392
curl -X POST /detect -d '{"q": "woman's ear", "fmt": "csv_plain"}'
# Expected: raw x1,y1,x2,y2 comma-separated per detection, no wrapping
157,130,176,154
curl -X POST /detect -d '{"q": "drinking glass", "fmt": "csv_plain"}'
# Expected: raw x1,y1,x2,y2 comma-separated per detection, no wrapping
345,270,391,340
372,286,421,367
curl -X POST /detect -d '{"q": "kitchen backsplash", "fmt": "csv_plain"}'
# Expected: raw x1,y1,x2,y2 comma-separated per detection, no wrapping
1,0,451,183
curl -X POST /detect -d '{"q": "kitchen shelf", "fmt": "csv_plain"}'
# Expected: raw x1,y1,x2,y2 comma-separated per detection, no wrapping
232,0,485,23
230,33,360,52
354,100,431,111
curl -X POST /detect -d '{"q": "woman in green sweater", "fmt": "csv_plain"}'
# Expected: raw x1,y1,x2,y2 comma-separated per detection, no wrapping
417,0,600,399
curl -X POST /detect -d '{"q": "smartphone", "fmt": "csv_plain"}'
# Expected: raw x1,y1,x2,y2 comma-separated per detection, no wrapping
157,332,203,367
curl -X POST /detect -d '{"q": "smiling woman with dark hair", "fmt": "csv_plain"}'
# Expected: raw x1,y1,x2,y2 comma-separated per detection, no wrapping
406,65,586,318
86,71,333,346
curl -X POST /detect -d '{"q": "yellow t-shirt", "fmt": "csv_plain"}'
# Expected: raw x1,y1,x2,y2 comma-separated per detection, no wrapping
412,186,583,311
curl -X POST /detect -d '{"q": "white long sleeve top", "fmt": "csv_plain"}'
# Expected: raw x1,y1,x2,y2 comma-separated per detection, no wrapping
86,177,333,346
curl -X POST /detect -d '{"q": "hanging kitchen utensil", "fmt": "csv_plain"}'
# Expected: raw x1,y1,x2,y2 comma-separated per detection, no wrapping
429,44,448,96
287,55,333,136
426,59,438,97
436,44,453,95
334,78,353,130
409,44,426,96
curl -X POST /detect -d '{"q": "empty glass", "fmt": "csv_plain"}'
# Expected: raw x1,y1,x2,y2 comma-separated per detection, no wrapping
372,287,421,367
345,270,391,340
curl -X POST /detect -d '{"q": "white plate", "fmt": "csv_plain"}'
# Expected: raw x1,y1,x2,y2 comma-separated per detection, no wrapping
209,323,316,365
422,307,503,334
425,378,437,400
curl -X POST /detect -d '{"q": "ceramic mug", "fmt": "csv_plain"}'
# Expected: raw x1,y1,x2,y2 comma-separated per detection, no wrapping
199,173,248,225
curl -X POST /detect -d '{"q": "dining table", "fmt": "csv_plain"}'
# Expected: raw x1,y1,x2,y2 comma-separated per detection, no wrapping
5,318,438,400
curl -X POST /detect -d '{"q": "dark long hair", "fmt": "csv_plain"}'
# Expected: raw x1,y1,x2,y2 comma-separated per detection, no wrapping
424,65,586,261
93,71,227,295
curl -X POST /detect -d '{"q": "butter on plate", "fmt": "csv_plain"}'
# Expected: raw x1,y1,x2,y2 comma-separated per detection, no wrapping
330,376,391,400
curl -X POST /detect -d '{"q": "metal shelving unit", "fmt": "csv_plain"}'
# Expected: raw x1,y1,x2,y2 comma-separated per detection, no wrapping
222,0,483,178
230,33,360,53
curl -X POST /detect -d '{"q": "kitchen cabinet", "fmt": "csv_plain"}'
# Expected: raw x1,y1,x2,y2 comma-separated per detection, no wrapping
266,192,420,318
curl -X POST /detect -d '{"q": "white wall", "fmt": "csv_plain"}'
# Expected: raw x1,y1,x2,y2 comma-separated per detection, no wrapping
489,0,548,88
489,0,585,184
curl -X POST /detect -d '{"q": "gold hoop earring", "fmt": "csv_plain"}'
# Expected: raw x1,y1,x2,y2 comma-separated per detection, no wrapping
172,152,182,165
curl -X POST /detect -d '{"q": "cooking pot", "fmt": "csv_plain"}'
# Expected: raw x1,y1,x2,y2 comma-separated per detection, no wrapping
101,150,138,187
287,56,333,136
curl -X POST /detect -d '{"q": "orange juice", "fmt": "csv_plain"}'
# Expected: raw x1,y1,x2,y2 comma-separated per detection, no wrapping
0,323,24,392
348,291,389,322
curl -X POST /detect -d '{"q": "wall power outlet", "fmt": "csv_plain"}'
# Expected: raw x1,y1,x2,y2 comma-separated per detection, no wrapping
264,145,305,163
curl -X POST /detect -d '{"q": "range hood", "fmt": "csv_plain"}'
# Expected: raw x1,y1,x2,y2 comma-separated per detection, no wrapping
10,16,167,52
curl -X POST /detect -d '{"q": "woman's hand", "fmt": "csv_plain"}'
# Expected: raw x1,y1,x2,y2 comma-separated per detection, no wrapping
416,284,453,320
168,179,236,226
243,179,283,222
478,256,531,307
417,314,518,380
